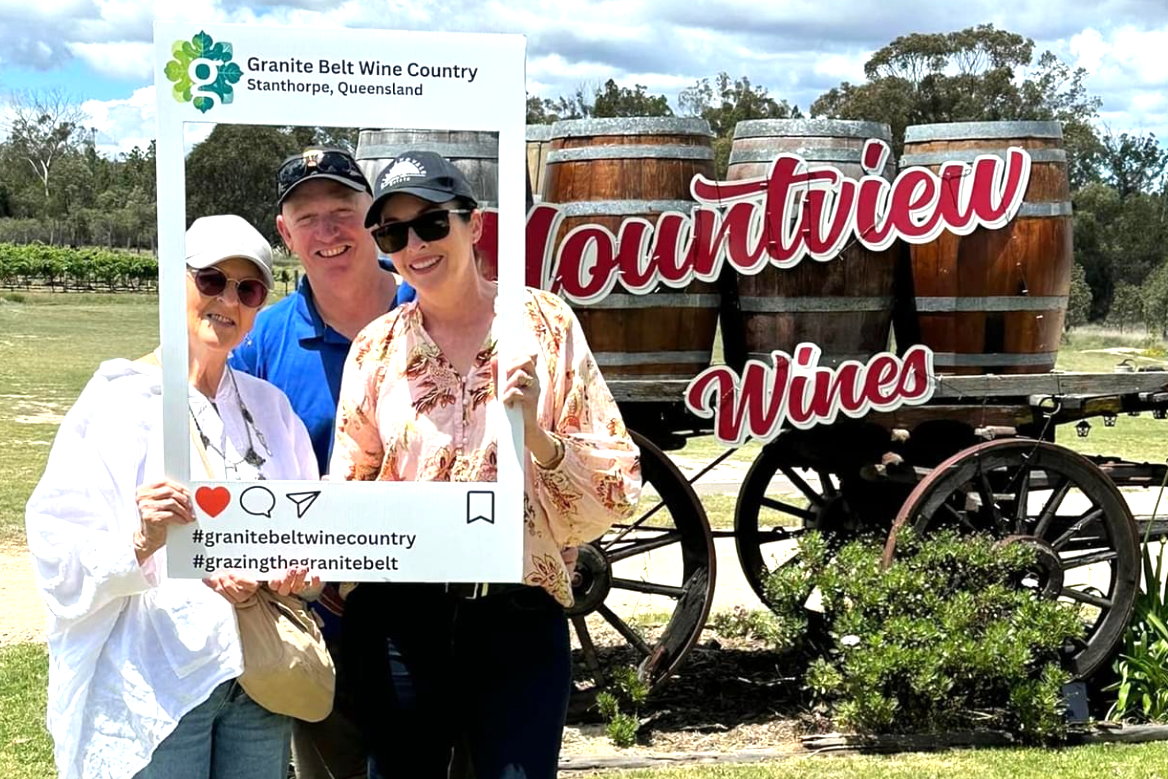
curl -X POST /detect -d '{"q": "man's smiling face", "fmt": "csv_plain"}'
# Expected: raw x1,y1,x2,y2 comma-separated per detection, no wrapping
277,179,378,288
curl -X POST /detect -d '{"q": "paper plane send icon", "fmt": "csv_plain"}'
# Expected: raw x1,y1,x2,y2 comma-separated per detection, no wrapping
286,491,322,519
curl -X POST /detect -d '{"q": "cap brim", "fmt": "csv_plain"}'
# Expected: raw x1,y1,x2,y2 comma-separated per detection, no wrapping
187,251,276,289
364,186,467,227
278,173,368,207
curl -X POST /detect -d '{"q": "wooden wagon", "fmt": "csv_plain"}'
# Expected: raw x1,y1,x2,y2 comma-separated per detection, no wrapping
562,371,1168,709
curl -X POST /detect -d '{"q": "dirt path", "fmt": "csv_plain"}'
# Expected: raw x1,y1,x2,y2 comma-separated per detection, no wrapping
1,544,44,646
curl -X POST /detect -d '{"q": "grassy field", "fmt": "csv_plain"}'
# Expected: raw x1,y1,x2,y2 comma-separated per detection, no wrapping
605,743,1168,778
0,644,51,779
0,294,159,544
3,633,1166,779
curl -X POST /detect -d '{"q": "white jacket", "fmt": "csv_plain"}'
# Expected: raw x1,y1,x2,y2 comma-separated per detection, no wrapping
25,358,318,779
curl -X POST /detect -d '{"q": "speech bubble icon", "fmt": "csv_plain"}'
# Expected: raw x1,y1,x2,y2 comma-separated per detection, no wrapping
240,486,277,518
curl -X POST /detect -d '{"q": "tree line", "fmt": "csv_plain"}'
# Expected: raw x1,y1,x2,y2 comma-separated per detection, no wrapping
1,24,1165,328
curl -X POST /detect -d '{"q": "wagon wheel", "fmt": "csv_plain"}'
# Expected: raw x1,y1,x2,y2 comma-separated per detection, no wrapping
882,438,1140,680
567,429,715,709
735,429,911,614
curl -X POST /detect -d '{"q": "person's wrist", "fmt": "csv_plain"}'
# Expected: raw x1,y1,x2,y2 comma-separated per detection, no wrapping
132,529,155,565
532,433,565,470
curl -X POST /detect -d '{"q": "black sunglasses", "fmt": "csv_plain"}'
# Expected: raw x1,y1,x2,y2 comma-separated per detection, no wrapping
277,150,369,202
371,209,471,254
188,267,269,309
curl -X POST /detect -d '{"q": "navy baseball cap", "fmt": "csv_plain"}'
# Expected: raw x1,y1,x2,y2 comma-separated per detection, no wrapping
277,147,371,207
365,151,480,228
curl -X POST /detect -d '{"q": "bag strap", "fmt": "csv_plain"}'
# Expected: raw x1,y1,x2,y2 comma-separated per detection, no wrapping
135,348,216,480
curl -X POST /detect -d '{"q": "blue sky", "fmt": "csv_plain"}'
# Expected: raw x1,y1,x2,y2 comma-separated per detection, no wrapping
0,0,1165,157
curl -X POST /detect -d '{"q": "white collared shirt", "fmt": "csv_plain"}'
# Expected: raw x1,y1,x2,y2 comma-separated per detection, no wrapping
25,358,318,779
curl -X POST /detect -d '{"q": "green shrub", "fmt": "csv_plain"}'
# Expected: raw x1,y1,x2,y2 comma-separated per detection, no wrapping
710,606,803,651
605,712,640,748
595,666,649,747
767,530,1082,744
1107,539,1168,723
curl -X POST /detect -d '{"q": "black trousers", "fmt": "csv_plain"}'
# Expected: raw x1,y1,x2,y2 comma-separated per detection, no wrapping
343,584,571,779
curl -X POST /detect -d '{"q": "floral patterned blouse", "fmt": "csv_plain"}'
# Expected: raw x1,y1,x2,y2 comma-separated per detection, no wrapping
331,287,642,606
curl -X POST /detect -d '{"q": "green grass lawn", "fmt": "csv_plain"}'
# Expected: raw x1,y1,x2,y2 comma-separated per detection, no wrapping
3,637,1167,779
0,644,52,779
0,295,159,543
608,743,1168,778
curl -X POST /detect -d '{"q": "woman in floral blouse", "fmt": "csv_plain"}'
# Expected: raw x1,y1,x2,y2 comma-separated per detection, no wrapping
331,150,642,779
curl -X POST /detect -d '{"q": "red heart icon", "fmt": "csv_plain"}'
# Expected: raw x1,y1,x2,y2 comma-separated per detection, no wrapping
195,486,231,518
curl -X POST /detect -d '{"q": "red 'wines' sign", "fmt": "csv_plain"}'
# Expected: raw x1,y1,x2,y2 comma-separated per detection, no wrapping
685,344,935,445
467,140,1032,440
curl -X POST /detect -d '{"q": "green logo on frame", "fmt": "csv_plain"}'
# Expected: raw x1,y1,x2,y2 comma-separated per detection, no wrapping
164,31,243,114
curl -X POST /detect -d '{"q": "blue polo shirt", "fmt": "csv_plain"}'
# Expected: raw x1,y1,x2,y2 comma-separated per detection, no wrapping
229,262,415,476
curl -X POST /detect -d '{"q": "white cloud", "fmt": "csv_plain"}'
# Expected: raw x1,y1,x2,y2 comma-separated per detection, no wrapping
69,41,153,80
80,84,155,155
1,1,1168,149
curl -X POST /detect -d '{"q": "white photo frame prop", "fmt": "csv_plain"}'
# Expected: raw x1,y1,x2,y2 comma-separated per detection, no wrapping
154,22,527,582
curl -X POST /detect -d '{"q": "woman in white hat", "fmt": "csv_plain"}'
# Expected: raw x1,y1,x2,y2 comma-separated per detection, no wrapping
26,215,319,779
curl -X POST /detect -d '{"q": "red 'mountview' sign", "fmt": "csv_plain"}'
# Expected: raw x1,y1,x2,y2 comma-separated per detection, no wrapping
475,139,1034,443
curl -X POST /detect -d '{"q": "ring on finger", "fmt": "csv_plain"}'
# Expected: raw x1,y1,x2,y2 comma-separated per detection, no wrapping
520,375,534,388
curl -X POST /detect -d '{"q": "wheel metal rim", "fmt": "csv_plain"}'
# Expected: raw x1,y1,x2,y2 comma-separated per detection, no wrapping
883,439,1140,680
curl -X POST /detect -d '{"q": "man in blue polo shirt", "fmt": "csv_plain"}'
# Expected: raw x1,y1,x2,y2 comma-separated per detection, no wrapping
230,146,414,779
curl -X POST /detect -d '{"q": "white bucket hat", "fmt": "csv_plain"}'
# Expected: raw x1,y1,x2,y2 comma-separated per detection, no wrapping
185,214,275,289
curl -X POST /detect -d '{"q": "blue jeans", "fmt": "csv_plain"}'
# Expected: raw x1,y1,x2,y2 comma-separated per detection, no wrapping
134,679,291,779
344,584,571,779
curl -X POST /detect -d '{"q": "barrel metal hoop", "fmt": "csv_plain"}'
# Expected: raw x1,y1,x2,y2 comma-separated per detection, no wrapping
1016,202,1074,218
904,121,1064,142
574,294,721,309
550,117,714,138
930,351,1058,367
733,119,892,141
746,350,877,364
546,146,715,163
914,295,1068,313
593,350,712,366
900,149,1066,166
739,296,893,313
556,199,696,217
358,141,499,160
526,125,553,141
729,147,866,165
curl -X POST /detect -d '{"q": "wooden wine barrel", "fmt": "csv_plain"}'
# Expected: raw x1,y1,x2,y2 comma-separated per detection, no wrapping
727,119,898,366
901,121,1072,375
544,117,718,383
355,129,500,206
526,124,553,201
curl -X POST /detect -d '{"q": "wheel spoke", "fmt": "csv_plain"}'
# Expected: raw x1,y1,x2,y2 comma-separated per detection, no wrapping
612,578,688,598
940,499,980,532
778,464,826,508
1033,476,1071,538
606,532,683,563
1060,549,1119,569
571,615,606,685
1061,586,1113,610
1051,508,1104,551
601,499,670,550
817,470,839,498
975,470,1006,529
755,527,801,543
760,496,815,521
1013,468,1032,533
597,604,652,657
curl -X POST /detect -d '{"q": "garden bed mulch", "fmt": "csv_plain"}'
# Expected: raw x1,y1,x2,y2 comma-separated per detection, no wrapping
558,634,1168,772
